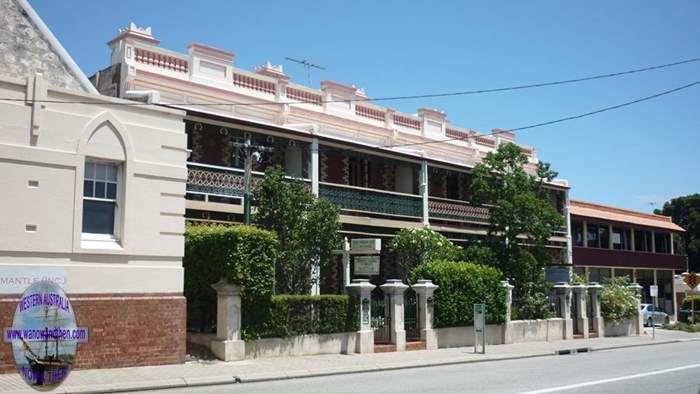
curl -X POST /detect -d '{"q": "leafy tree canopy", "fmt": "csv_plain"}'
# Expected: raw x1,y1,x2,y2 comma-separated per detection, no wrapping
254,166,341,294
390,227,463,279
655,194,700,272
470,142,564,301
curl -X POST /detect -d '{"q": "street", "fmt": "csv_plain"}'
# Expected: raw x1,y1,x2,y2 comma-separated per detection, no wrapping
136,340,700,394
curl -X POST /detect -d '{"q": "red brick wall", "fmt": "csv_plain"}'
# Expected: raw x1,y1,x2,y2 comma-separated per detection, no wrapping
0,293,186,373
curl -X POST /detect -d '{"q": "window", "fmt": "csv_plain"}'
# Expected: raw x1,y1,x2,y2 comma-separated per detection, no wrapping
655,232,670,254
599,225,610,249
612,227,631,250
587,224,599,248
634,230,652,252
82,162,119,237
572,221,583,247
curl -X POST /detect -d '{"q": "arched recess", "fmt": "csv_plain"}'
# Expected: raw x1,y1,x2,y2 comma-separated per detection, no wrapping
77,111,133,161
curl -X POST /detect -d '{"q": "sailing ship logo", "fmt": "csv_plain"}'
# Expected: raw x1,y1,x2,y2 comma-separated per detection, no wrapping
4,280,88,391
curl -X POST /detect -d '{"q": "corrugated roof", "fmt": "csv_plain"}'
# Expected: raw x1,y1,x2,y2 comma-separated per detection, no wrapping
570,200,685,232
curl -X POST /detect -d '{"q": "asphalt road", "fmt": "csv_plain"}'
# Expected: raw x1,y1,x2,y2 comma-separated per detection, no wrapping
136,341,700,394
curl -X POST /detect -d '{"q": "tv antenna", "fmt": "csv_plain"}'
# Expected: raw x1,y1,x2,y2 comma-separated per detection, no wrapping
285,57,326,84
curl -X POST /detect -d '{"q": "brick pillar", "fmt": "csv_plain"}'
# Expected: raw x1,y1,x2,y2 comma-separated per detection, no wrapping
412,279,438,349
346,279,376,353
572,284,589,338
554,283,573,339
380,279,409,351
210,279,245,361
587,282,604,337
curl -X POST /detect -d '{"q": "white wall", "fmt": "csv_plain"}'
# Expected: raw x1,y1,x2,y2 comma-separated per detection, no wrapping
0,75,187,294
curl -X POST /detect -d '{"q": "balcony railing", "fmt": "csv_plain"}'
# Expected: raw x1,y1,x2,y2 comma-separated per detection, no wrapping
428,196,490,225
319,182,422,219
186,162,263,199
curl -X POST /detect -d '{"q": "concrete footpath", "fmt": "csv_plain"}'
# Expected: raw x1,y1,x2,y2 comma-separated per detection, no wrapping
2,329,698,394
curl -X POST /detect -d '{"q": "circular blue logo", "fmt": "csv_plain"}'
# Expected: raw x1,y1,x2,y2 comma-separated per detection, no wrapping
9,280,79,391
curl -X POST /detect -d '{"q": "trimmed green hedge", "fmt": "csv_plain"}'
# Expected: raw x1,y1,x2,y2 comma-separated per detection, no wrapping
184,224,277,333
411,261,507,327
248,295,359,340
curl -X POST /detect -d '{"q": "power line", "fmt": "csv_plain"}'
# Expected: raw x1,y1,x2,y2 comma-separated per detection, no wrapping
381,79,700,149
1,56,698,108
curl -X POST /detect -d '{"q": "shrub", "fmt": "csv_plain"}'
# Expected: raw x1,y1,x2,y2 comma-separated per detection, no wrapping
246,295,359,340
512,279,554,320
391,228,463,279
681,295,700,311
184,224,277,333
410,260,507,327
600,277,638,323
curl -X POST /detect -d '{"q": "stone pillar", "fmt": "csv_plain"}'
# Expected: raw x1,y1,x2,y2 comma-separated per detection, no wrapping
420,160,429,226
554,283,573,339
502,280,515,344
380,279,409,351
346,279,376,353
628,283,644,335
587,282,604,337
571,284,589,338
412,279,439,350
210,279,245,361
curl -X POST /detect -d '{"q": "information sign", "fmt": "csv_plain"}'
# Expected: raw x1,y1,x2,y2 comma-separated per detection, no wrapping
354,256,380,276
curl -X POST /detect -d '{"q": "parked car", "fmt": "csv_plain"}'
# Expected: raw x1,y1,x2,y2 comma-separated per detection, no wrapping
640,304,669,326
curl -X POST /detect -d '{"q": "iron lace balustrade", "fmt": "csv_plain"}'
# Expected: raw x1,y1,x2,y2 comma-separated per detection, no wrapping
186,162,261,200
319,182,423,219
428,196,490,225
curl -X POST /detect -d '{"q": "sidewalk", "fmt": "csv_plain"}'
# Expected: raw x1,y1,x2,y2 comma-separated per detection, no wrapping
2,329,698,394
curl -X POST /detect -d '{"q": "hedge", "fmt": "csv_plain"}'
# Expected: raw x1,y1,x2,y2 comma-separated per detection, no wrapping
411,260,507,327
184,224,277,333
248,295,359,340
600,277,638,322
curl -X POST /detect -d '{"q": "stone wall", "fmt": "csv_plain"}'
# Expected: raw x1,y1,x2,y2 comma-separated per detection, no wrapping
0,0,86,92
509,319,565,343
0,293,186,373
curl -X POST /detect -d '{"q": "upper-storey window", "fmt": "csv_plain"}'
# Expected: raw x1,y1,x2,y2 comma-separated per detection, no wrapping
612,227,632,250
82,162,119,237
586,223,599,248
572,220,583,247
655,232,670,254
634,230,652,252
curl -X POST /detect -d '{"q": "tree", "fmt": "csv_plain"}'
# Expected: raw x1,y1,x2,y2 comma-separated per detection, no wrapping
254,166,341,294
389,227,463,279
655,194,700,272
470,142,563,303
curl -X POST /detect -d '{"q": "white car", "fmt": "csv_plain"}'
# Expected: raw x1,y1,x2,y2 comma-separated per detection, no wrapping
640,303,669,326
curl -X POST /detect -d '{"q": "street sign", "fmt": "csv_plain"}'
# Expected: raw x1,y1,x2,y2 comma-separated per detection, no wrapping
684,272,700,290
650,285,658,298
474,303,486,354
354,256,380,276
351,238,381,254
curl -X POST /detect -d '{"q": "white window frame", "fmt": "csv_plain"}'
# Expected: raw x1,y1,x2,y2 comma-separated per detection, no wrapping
81,160,121,242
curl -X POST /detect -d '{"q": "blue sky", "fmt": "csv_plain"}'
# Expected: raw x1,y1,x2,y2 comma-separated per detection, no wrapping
30,0,699,212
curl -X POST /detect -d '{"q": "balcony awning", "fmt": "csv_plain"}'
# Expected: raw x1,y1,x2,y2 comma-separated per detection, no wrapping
571,200,685,232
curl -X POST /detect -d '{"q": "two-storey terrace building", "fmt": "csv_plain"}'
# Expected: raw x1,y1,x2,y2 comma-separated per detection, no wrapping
570,200,687,319
95,23,571,293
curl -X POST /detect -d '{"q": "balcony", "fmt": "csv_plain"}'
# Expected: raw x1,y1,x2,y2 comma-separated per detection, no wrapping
572,246,687,271
186,162,261,200
428,196,490,225
319,182,422,219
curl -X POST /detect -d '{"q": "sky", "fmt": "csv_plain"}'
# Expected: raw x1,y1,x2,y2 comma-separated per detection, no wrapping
29,0,699,213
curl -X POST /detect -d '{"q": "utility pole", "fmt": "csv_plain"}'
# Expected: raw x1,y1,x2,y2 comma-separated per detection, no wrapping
232,136,273,224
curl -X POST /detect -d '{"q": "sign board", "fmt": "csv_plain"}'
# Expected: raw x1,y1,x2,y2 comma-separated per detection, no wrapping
350,238,381,254
684,272,700,290
650,285,658,298
354,256,380,276
545,266,571,283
